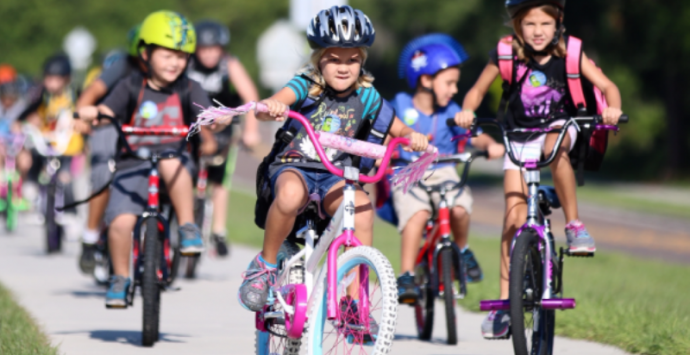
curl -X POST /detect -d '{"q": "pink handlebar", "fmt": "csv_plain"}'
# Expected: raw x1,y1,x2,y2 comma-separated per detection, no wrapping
253,102,431,184
287,110,409,184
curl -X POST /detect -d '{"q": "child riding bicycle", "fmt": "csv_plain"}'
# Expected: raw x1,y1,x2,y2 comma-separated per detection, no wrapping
187,20,261,255
237,6,429,322
76,10,218,308
390,34,505,304
76,24,145,275
454,0,624,339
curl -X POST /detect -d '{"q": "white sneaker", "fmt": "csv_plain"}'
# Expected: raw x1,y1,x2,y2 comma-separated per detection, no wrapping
481,310,510,339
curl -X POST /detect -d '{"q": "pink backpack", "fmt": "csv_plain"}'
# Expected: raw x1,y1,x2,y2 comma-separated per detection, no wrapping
497,35,610,185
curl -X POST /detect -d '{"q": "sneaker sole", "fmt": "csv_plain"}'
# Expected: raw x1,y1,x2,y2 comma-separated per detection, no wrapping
105,300,127,309
568,246,596,257
482,327,511,340
180,246,204,256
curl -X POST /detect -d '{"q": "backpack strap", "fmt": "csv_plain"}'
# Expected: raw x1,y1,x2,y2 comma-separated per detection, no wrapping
497,35,514,84
566,36,587,113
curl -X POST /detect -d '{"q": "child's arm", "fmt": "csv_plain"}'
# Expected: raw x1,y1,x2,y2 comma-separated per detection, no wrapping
388,116,428,152
227,57,261,147
256,87,297,122
470,133,505,160
456,63,501,128
581,53,623,125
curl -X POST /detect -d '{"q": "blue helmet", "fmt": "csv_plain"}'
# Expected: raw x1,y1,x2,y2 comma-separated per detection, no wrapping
399,34,469,89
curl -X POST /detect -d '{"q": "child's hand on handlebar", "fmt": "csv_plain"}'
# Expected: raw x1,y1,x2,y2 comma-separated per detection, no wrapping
602,107,622,125
454,110,475,129
257,99,288,122
76,106,99,123
403,132,429,152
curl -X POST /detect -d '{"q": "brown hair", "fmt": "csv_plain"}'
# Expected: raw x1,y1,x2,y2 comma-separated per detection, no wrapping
511,4,566,61
297,47,375,97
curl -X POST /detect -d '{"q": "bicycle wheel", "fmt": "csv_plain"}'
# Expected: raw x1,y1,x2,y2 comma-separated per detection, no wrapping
440,248,458,345
510,230,555,355
414,257,434,340
306,246,397,355
255,241,303,355
45,181,61,253
142,217,161,347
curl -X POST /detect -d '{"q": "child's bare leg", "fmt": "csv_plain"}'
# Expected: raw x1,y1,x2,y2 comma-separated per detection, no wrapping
159,159,194,225
108,214,137,276
211,183,228,234
500,170,527,299
262,170,307,264
17,150,32,177
400,211,429,274
450,206,470,249
544,132,577,222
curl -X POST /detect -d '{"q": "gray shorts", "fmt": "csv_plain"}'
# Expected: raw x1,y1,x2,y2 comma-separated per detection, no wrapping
89,125,118,191
104,152,196,225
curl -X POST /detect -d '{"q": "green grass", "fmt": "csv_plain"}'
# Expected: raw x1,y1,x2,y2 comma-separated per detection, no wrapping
575,185,690,219
469,171,690,219
227,188,690,355
0,283,58,355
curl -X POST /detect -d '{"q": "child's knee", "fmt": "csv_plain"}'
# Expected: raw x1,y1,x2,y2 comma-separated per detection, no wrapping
451,206,468,219
109,215,136,236
274,182,307,213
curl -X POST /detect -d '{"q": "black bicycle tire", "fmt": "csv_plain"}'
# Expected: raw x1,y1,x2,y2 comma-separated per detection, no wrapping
414,259,434,340
142,217,161,347
510,230,552,355
440,248,458,345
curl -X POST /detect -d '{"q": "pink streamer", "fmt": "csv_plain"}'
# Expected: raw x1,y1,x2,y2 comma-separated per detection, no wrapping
390,147,439,194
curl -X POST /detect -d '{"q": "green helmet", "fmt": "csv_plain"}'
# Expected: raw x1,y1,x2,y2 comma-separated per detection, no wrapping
138,10,196,54
127,24,141,57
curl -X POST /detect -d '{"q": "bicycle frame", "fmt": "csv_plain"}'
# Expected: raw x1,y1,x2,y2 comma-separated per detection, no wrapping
479,116,625,312
255,109,437,339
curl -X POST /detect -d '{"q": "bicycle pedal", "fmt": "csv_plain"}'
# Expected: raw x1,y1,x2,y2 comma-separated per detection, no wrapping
565,250,595,258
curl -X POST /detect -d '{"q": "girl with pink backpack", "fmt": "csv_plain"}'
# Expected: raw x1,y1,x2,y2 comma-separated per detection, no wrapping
453,0,624,339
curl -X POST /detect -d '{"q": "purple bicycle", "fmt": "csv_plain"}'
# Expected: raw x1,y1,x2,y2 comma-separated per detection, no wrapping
477,115,627,355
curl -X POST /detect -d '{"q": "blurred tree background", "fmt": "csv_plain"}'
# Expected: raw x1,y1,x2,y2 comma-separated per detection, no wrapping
0,0,686,180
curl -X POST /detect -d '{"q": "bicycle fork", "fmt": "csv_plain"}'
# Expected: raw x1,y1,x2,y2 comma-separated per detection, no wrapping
430,197,467,300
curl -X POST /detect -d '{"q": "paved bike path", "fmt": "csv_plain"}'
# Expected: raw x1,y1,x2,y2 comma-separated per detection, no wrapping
0,219,629,355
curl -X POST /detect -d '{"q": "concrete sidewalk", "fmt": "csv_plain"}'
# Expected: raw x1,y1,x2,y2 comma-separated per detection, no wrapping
0,217,629,355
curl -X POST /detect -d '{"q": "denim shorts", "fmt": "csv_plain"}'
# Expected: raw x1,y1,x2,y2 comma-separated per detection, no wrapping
269,166,344,217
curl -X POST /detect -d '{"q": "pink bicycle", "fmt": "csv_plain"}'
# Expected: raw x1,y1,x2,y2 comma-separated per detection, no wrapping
192,103,437,355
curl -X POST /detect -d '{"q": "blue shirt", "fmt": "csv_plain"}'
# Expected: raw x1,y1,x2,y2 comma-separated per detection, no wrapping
390,92,470,168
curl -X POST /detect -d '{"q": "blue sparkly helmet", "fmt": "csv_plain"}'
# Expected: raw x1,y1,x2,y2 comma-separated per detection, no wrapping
398,33,469,89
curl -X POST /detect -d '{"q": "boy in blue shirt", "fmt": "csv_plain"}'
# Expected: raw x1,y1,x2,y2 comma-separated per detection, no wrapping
391,35,504,303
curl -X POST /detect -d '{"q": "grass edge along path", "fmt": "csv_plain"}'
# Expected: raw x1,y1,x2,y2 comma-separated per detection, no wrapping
0,282,58,355
227,189,690,355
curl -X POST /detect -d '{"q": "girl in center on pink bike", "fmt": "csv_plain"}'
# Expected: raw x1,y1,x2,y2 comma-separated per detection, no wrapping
238,5,429,318
454,0,623,339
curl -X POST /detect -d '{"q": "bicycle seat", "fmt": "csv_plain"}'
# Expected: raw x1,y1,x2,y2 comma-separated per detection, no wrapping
538,186,561,209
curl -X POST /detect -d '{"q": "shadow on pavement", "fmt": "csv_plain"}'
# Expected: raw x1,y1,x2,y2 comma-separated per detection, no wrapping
394,333,452,345
53,329,188,346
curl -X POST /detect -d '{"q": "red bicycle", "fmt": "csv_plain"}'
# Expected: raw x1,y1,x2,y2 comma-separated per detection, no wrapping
84,113,191,346
413,149,487,345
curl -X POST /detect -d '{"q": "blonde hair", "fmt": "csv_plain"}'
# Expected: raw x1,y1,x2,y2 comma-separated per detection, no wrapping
511,4,567,61
297,47,375,97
